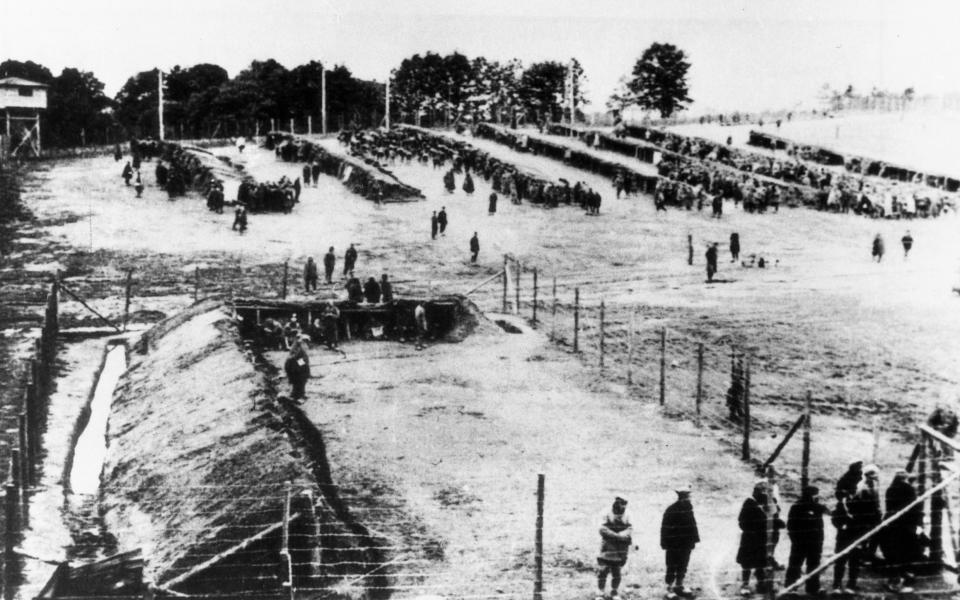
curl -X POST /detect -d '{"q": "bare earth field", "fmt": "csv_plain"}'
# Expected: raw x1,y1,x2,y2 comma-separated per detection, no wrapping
3,114,960,598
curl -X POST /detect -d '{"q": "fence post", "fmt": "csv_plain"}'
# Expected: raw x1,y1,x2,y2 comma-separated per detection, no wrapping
122,269,133,332
802,391,811,490
17,415,28,487
687,234,693,266
695,343,703,427
659,328,666,406
742,358,751,461
573,288,580,353
194,267,200,302
599,300,605,370
515,260,521,316
534,474,544,600
550,277,557,341
5,483,17,558
626,310,635,385
764,469,776,600
10,450,20,494
282,261,289,300
930,437,944,565
532,268,538,324
502,255,509,313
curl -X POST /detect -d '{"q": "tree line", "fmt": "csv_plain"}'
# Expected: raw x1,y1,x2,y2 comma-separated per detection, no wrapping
0,43,695,148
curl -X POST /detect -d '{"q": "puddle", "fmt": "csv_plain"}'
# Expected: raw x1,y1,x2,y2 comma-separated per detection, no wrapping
69,344,125,494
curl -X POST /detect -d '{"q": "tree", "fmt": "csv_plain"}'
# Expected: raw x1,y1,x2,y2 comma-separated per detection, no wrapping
624,43,692,118
0,60,53,84
114,69,161,138
519,61,566,123
45,68,114,147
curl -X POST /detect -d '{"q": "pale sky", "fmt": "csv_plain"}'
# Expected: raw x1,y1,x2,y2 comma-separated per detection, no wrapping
2,0,959,113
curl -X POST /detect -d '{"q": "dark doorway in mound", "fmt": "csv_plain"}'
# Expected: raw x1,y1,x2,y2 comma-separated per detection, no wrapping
234,296,473,349
494,319,523,334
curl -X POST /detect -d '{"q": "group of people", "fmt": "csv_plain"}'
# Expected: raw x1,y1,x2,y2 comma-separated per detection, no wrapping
870,231,915,263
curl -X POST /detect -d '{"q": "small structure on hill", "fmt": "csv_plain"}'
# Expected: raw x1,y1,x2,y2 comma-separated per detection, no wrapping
0,76,47,158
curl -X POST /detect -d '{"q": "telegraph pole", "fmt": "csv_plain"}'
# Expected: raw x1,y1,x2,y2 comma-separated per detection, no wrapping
385,75,391,130
321,64,327,135
158,68,165,141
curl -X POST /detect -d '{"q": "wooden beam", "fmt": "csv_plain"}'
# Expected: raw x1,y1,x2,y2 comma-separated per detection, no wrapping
760,415,806,472
57,282,122,332
158,513,301,591
920,425,960,452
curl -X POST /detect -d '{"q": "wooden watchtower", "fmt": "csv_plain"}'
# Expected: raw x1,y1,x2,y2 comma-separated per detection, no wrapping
0,76,48,159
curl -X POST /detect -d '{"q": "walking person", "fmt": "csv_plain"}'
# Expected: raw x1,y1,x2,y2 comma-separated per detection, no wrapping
784,486,828,595
323,247,336,284
871,233,885,263
122,161,133,186
597,497,633,600
901,231,913,258
463,172,475,195
730,233,740,263
311,161,321,187
488,192,498,215
344,243,358,277
302,257,318,292
661,486,699,598
302,164,312,186
380,274,394,302
882,471,920,593
831,489,859,594
737,481,771,595
232,205,248,234
431,211,439,240
438,207,448,236
470,232,480,264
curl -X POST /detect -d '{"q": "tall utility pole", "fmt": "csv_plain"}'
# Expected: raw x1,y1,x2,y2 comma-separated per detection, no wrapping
385,75,391,130
158,68,165,141
320,64,327,135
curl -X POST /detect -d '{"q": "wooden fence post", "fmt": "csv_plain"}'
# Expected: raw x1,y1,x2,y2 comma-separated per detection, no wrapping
515,260,521,316
696,343,703,427
659,328,666,406
5,483,17,557
687,234,693,266
550,277,557,341
502,255,508,313
18,414,28,487
282,261,289,300
532,268,538,324
573,288,580,353
194,267,200,302
123,269,133,332
599,301,605,370
802,392,811,490
764,469,775,600
626,311,635,385
10,450,20,494
930,437,944,565
534,474,544,600
742,358,751,461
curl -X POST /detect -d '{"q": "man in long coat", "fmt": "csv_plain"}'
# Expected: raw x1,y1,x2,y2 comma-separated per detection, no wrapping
785,486,828,595
323,247,336,284
882,471,921,592
661,486,700,598
283,339,310,401
737,482,769,594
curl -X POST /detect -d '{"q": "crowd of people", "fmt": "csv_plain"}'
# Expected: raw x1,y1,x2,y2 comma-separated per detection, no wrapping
596,459,934,600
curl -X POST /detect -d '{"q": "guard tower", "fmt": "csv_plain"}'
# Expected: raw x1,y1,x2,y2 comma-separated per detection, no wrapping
0,77,48,158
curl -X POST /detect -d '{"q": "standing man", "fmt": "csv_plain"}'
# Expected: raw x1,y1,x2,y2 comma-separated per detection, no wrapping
302,163,312,186
363,276,382,304
661,486,700,598
706,243,719,282
470,232,480,263
431,211,439,240
872,234,885,263
597,497,632,600
344,243,358,277
320,300,340,350
311,161,321,187
414,302,428,350
283,338,310,401
850,464,882,563
737,481,770,595
438,207,448,236
883,471,920,593
304,257,318,292
488,192,498,215
345,271,363,303
380,274,394,302
784,486,828,596
323,247,336,284
901,230,914,258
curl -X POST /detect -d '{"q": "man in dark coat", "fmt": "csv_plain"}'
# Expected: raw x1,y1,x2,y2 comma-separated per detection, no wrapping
737,481,770,594
463,172,475,194
431,211,439,240
380,274,394,302
304,257,318,292
311,162,321,186
901,231,913,258
785,486,828,595
488,192,498,215
323,247,336,284
320,301,340,349
344,244,358,277
363,277,382,304
598,497,632,600
835,461,863,501
438,207,448,236
730,233,740,262
122,161,133,186
345,272,363,303
849,465,882,561
705,243,719,282
831,493,859,593
232,205,248,234
470,232,480,263
283,339,310,401
302,164,312,186
661,486,700,598
882,471,921,592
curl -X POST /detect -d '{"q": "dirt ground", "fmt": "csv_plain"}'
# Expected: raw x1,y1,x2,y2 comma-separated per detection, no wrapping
3,114,960,598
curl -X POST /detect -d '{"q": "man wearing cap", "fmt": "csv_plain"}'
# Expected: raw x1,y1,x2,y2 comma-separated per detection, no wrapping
835,461,863,501
283,338,310,401
597,497,632,600
661,486,700,598
785,486,828,595
849,465,883,563
882,471,920,592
